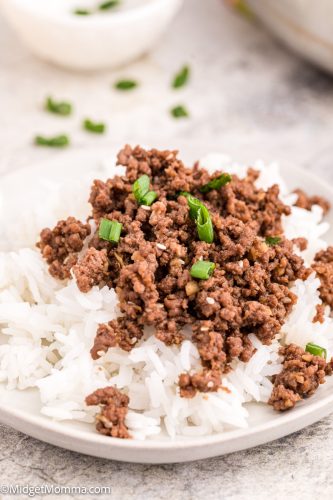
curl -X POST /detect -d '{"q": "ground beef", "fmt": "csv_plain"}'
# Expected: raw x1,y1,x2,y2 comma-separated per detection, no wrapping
269,344,331,411
39,145,320,415
85,387,130,439
312,246,333,308
292,237,308,252
293,188,330,215
179,370,221,398
313,304,325,324
37,217,91,280
91,318,144,359
73,248,109,293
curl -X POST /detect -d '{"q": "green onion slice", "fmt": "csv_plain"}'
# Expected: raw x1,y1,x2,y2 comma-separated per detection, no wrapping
34,135,69,147
180,192,202,220
108,221,122,243
197,205,214,243
45,97,72,116
99,219,122,243
114,80,138,91
133,175,150,201
305,342,327,359
172,65,190,89
170,105,189,118
200,173,232,193
132,175,157,206
190,260,215,280
181,192,214,243
83,119,106,134
140,191,157,206
265,236,281,246
73,9,91,15
99,0,120,10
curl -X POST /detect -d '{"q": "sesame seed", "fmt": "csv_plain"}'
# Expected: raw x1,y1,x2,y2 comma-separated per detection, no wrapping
200,326,209,331
206,297,215,305
238,260,243,268
207,381,214,388
141,205,151,211
131,337,137,344
179,259,185,265
157,243,167,250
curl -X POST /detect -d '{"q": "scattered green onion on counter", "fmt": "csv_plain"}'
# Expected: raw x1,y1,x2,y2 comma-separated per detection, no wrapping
170,105,189,118
305,342,327,359
114,80,138,91
99,0,120,10
99,218,122,243
45,97,72,116
73,9,91,15
190,260,215,280
83,119,106,134
172,65,190,89
200,173,232,193
265,236,281,246
34,134,70,147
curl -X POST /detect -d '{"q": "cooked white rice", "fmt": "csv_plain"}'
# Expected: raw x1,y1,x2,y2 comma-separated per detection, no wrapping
0,154,331,440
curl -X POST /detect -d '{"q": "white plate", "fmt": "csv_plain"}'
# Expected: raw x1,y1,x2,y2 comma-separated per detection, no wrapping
0,149,333,464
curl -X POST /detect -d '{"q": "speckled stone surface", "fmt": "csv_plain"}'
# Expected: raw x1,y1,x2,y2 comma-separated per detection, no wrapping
1,0,333,498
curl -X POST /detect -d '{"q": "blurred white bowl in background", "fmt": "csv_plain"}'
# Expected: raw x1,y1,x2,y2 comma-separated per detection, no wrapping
0,0,183,71
247,0,333,74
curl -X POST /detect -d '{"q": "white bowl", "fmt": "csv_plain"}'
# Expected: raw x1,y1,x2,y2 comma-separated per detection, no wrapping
0,0,183,71
246,0,333,74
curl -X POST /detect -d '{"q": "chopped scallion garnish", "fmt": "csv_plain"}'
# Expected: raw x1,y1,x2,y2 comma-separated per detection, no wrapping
180,192,202,219
140,191,157,206
305,342,327,359
99,218,122,243
265,236,281,246
99,0,120,9
74,8,91,15
83,119,106,134
133,175,150,201
190,261,215,280
99,219,112,240
200,173,232,193
114,80,138,91
181,193,214,243
108,221,122,243
197,205,214,243
34,134,69,147
172,65,190,89
170,105,189,118
132,175,157,206
45,97,72,116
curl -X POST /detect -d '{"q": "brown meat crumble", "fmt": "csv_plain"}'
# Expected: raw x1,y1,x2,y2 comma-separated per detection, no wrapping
293,188,330,215
37,217,91,280
312,246,333,309
86,387,130,439
269,344,333,411
36,145,333,437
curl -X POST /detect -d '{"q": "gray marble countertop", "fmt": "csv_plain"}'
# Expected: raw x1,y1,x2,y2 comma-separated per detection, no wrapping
1,0,333,498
